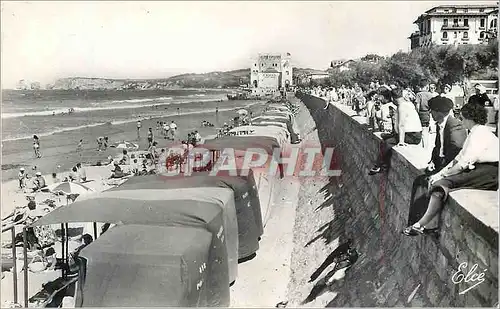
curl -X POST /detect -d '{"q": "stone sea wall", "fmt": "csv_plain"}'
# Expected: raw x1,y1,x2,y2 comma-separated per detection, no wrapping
293,93,498,307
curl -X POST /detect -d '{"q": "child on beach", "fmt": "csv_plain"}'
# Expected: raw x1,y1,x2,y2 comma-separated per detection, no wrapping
18,168,27,189
32,172,47,192
69,167,80,182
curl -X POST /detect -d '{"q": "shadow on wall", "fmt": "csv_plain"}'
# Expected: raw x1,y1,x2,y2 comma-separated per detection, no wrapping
296,92,451,307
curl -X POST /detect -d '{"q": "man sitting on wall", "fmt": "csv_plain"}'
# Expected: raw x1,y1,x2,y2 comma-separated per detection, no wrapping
406,96,467,228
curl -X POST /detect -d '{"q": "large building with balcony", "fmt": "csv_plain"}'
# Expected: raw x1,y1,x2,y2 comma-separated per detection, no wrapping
409,4,498,50
250,53,292,96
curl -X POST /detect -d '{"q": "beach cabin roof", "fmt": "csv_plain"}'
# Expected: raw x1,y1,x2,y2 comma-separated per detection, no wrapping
229,125,289,145
110,173,263,257
250,121,288,130
203,136,281,155
32,187,238,284
78,224,213,306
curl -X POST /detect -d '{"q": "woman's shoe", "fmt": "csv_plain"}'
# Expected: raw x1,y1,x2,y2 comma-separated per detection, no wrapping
368,166,382,175
402,224,425,236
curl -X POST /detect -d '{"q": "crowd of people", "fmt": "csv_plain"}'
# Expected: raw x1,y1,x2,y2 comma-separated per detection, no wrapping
302,80,499,237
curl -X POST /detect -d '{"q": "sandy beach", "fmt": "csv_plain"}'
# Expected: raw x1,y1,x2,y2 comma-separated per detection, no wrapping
1,99,266,215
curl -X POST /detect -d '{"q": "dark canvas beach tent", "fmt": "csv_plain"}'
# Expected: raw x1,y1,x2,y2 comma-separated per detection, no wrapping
111,171,262,258
31,192,231,306
76,225,212,307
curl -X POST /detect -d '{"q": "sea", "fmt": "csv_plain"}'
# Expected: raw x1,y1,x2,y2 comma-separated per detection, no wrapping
1,89,233,142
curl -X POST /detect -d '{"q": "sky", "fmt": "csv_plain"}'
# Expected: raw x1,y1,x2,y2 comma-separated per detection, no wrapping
1,1,497,88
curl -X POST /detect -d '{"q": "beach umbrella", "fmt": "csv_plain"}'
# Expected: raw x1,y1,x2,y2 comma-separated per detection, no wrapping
237,109,248,116
47,182,94,196
113,141,139,150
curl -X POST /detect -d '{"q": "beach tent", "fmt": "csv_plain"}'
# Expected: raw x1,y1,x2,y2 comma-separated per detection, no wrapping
202,136,282,224
76,225,212,306
110,172,262,258
30,191,232,306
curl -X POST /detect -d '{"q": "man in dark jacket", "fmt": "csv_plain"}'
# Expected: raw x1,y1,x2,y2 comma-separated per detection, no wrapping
407,96,467,226
468,84,492,107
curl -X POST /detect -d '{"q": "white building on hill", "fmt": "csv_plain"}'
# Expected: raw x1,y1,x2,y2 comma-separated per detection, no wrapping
409,4,498,50
250,53,293,96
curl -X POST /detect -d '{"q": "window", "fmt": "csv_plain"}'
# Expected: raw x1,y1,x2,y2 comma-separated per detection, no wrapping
463,32,469,38
453,18,459,26
443,18,448,26
491,19,498,28
480,18,486,27
454,31,458,38
442,31,448,38
464,19,468,26
480,31,485,38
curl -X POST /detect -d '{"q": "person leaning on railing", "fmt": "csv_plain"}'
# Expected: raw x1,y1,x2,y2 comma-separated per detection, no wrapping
403,103,499,236
368,86,422,175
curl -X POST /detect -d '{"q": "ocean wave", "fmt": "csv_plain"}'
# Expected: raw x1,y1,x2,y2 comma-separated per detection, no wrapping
1,97,219,119
1,105,239,143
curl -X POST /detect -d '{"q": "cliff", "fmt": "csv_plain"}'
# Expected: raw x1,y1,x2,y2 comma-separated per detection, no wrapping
285,93,498,307
47,68,313,90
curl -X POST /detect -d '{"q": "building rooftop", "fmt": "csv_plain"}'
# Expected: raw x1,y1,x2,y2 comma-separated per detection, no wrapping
425,4,498,13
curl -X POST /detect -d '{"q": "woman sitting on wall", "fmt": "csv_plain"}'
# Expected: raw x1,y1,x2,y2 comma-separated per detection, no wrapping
368,86,423,175
403,103,499,236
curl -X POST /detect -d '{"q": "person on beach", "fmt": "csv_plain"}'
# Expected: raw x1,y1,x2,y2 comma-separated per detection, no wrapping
96,136,104,151
33,135,41,158
403,103,499,236
18,168,27,189
51,172,60,184
149,141,158,162
104,136,109,150
32,172,47,192
169,121,177,140
69,167,81,182
120,150,131,165
137,120,142,140
76,163,87,182
163,122,170,137
77,139,83,152
147,128,154,148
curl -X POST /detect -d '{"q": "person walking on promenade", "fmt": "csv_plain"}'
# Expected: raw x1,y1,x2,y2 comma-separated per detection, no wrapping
406,96,467,227
415,84,434,149
403,103,498,236
368,86,422,175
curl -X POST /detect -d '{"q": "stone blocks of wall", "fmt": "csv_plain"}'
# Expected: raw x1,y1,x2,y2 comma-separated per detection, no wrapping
297,93,498,307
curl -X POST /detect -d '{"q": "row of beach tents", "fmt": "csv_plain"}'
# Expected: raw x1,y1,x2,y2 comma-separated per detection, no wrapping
27,100,301,307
